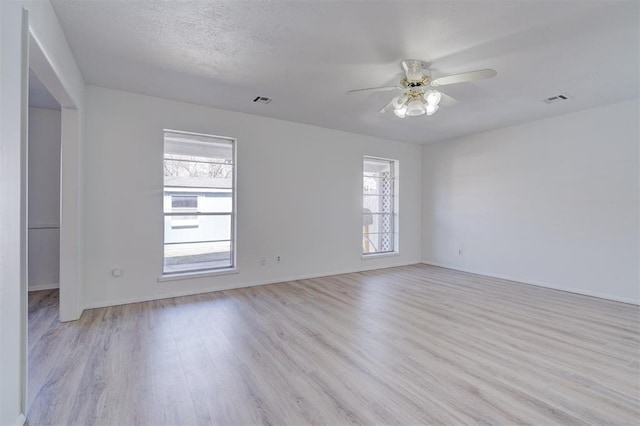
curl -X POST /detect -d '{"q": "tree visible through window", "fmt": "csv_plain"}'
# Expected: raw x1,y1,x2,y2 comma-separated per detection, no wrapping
163,130,235,274
363,157,397,255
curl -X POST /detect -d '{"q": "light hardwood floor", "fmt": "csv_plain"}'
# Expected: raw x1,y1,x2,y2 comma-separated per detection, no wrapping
28,265,640,425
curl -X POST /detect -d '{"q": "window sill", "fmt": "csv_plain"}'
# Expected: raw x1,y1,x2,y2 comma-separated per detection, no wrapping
361,251,400,260
158,268,238,282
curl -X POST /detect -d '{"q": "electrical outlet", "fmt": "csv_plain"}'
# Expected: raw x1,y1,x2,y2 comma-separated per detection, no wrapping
112,268,123,277
458,249,463,256
276,255,282,264
260,256,267,266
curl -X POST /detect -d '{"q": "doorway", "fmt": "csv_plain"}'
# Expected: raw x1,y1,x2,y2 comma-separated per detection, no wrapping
28,29,82,323
27,69,61,302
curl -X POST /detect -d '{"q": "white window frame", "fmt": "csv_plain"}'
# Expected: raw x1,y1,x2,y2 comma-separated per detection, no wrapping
362,156,399,258
160,129,237,279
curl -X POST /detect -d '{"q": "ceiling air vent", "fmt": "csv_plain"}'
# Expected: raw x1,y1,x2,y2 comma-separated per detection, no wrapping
253,96,272,104
543,93,573,104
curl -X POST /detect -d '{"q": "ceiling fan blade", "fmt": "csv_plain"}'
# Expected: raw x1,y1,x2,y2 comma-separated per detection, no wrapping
431,69,497,87
438,92,459,107
401,59,426,81
379,100,395,113
348,86,403,94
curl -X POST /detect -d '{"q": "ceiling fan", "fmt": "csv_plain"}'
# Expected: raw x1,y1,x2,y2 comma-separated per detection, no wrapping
348,60,497,118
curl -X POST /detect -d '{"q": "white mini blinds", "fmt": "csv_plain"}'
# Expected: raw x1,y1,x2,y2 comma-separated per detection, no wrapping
163,130,236,275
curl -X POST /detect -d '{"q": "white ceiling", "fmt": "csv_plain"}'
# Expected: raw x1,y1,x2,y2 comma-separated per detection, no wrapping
51,0,639,144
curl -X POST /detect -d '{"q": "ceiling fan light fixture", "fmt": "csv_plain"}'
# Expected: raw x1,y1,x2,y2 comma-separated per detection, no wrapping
425,91,442,106
394,106,407,118
426,103,439,116
349,60,496,120
406,99,426,116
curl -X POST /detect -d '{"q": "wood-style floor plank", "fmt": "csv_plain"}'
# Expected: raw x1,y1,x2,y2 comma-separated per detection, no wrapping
27,265,640,425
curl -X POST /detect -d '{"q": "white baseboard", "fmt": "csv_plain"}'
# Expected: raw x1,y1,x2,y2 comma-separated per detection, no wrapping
15,413,26,426
422,260,639,306
83,260,422,310
28,282,59,292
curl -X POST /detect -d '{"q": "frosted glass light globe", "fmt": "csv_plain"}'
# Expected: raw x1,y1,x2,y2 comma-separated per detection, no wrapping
426,104,439,116
425,91,442,106
406,100,426,116
394,106,407,118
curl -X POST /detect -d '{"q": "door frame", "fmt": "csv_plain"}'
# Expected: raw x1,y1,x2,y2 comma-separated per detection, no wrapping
28,25,82,323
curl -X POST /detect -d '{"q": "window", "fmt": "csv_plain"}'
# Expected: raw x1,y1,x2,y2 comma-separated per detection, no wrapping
163,130,235,274
363,157,397,255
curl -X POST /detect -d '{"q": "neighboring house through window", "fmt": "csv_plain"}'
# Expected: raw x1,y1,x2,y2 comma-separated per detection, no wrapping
363,157,398,255
169,194,199,229
163,130,236,274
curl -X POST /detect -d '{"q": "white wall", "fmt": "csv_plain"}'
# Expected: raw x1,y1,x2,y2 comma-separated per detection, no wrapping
0,3,27,425
28,107,61,291
422,99,639,304
82,86,422,308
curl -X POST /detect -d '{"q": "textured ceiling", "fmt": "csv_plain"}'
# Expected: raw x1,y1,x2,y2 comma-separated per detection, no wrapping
52,0,639,144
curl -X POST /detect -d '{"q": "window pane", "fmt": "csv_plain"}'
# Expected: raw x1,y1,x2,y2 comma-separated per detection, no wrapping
363,212,395,253
164,131,233,161
363,233,394,254
363,213,394,235
195,191,232,213
363,194,394,214
164,163,233,188
363,158,392,175
164,214,231,242
363,176,395,194
164,241,232,273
